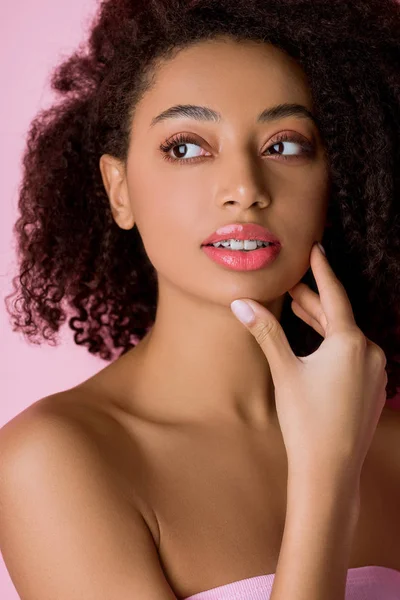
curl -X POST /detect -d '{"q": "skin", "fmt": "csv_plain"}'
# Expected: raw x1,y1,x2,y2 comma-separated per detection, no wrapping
98,36,331,430
1,35,400,600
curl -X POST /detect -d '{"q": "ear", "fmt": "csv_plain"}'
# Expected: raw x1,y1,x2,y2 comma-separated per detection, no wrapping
99,154,134,230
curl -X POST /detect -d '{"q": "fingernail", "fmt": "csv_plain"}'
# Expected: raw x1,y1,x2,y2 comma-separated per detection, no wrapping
317,242,326,256
231,300,255,324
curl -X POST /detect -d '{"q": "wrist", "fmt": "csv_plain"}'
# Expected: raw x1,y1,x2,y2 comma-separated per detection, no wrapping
287,465,361,522
288,457,362,490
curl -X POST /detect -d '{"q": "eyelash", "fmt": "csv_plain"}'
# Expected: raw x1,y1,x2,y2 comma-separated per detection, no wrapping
159,131,315,164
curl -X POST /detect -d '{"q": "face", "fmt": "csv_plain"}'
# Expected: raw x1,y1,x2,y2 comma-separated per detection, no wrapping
102,37,330,308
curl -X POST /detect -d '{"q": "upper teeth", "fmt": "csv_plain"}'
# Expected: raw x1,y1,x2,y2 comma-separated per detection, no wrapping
212,239,272,250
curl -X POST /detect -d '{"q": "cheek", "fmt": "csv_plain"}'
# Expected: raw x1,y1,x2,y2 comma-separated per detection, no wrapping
127,174,204,274
278,202,327,250
280,172,329,243
132,185,198,239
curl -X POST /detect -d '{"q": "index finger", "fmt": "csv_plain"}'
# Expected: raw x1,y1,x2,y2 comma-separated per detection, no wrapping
310,243,357,335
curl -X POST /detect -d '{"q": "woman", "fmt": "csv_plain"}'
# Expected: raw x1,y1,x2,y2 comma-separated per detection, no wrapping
1,0,400,598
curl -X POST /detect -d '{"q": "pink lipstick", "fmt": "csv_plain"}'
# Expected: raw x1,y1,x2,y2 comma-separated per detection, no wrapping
201,222,281,272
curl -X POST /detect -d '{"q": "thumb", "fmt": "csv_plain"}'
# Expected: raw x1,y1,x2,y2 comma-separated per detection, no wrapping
231,299,298,376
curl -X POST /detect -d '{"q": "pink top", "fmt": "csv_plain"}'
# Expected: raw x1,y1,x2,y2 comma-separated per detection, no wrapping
183,566,400,600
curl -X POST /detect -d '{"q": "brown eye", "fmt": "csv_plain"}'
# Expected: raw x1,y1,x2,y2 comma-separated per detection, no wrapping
171,142,203,159
263,132,315,161
160,133,210,163
267,140,299,155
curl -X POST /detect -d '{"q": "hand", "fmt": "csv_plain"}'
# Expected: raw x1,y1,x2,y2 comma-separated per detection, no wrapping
230,242,388,478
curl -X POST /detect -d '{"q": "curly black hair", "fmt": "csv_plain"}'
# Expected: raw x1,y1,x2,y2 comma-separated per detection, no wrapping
5,0,400,400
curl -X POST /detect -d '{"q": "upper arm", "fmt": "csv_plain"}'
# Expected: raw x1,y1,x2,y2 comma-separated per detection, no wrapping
0,407,177,600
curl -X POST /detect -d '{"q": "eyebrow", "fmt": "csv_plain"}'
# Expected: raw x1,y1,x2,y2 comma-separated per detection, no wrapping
150,102,318,128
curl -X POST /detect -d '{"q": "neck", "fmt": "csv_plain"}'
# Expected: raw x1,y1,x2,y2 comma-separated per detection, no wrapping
119,279,287,430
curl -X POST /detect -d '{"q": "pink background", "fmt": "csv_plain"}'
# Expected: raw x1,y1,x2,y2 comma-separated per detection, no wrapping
1,2,399,598
0,2,104,598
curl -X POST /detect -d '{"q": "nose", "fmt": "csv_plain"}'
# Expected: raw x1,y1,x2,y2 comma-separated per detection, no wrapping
215,154,272,210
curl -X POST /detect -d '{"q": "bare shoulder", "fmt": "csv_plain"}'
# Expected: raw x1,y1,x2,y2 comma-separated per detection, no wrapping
374,405,400,560
376,405,400,480
0,388,129,489
366,404,400,523
0,389,175,600
0,386,158,532
376,404,400,450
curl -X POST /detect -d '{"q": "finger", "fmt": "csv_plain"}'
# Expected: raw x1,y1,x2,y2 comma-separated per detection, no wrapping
231,299,299,378
310,243,357,335
291,279,376,347
291,300,325,338
289,282,328,333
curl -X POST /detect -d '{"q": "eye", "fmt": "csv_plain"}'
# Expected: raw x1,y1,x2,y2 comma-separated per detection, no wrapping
159,130,315,164
160,133,210,163
263,132,315,161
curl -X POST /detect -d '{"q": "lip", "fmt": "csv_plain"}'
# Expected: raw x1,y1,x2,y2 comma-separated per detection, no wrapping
201,243,281,271
201,222,281,246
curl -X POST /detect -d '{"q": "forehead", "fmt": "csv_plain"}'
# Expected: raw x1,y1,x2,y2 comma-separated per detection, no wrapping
134,38,314,126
